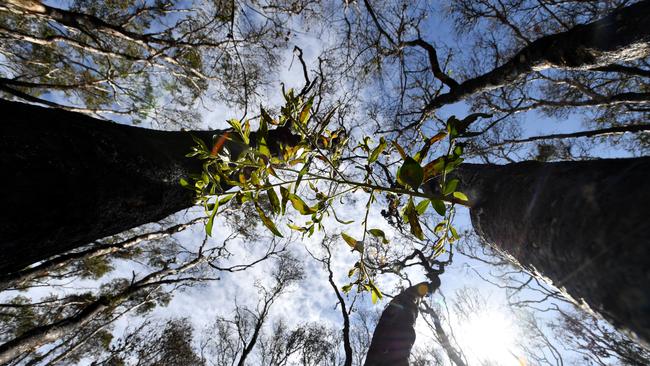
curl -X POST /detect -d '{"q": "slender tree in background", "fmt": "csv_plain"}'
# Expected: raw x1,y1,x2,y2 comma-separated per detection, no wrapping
98,318,204,366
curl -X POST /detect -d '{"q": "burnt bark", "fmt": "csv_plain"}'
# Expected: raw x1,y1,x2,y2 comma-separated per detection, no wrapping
0,100,296,275
448,158,650,348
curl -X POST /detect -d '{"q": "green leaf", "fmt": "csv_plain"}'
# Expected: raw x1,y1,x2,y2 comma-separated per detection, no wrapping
260,107,272,123
227,119,249,144
368,228,389,244
347,267,357,277
258,137,271,157
342,232,364,252
430,199,446,216
443,178,459,196
341,284,353,293
453,144,463,157
190,134,208,152
287,223,307,233
429,131,448,144
266,187,281,214
179,177,190,188
368,137,386,164
280,186,290,214
405,198,425,240
453,191,469,201
218,194,234,205
414,132,447,163
243,120,251,141
205,199,219,236
341,232,356,247
369,283,383,304
288,194,317,215
294,156,313,193
450,226,460,240
255,202,283,237
299,95,314,125
415,199,430,215
392,141,407,160
397,157,424,190
446,116,460,138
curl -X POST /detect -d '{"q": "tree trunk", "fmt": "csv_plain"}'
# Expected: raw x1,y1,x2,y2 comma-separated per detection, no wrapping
0,100,214,274
364,282,433,366
0,100,297,275
421,302,467,366
451,158,650,348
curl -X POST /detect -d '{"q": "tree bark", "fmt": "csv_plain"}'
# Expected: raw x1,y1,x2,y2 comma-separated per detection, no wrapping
0,100,211,274
0,100,297,275
364,282,434,366
449,158,650,348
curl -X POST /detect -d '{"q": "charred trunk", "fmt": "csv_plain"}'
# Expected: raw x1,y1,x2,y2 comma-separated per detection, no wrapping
0,100,298,275
0,100,214,274
450,158,650,348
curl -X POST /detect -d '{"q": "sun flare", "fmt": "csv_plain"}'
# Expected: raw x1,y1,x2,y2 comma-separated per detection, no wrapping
456,309,520,365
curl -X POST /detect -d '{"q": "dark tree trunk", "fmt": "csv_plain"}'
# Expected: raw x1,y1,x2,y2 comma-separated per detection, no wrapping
451,158,650,348
0,99,214,274
0,100,298,275
364,282,434,366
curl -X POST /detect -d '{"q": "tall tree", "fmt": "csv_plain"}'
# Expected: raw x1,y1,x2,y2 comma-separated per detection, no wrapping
0,99,297,274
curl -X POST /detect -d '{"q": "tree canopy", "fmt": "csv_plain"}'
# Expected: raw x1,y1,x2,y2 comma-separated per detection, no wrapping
0,0,649,365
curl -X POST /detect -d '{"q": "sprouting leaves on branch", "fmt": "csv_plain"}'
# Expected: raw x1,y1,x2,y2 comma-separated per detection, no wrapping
183,89,478,302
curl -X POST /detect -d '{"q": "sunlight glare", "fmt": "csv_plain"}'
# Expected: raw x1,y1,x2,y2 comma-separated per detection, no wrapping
456,309,519,365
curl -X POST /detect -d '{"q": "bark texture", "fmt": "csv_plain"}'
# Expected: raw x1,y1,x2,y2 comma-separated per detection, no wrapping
0,100,208,274
0,100,297,275
450,158,650,348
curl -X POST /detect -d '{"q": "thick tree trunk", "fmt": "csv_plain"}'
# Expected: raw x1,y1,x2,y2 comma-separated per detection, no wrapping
451,158,650,348
0,100,209,274
0,100,296,275
1,100,268,275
